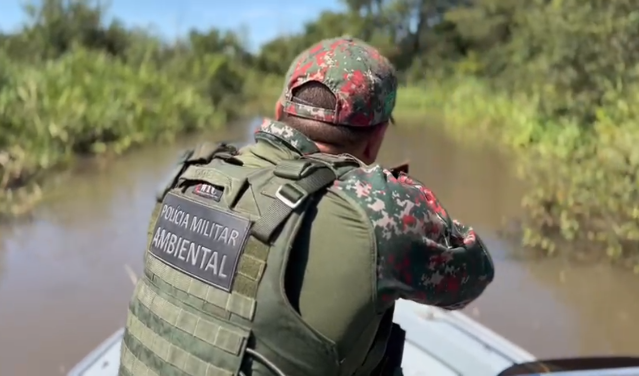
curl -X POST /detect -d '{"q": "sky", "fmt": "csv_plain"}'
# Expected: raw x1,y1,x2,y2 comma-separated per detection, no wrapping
0,0,344,50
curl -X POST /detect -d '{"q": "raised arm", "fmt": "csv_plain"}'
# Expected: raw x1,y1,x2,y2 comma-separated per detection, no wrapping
336,166,495,310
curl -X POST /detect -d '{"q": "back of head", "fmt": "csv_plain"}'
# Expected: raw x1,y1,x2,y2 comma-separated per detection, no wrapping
276,37,398,153
279,82,382,150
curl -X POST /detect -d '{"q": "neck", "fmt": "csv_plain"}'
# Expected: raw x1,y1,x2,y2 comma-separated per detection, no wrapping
315,142,348,155
315,142,370,163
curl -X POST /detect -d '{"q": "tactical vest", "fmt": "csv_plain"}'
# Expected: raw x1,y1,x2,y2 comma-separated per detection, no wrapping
119,142,406,376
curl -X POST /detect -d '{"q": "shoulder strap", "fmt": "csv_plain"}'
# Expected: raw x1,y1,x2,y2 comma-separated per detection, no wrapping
251,159,337,244
351,305,405,376
370,322,406,376
351,306,398,376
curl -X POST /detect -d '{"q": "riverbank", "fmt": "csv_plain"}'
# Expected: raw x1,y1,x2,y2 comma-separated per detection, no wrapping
3,67,639,269
0,48,268,218
395,79,639,269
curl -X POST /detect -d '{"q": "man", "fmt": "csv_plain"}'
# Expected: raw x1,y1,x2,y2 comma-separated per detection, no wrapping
119,37,494,376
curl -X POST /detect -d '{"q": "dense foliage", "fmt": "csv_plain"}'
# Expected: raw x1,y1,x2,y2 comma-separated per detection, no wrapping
0,0,277,216
2,0,638,267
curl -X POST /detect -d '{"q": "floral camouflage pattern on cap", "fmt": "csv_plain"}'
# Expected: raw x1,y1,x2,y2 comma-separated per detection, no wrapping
281,37,398,127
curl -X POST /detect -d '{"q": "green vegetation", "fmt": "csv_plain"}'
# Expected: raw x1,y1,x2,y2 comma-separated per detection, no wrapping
2,0,638,267
256,0,639,267
0,0,276,216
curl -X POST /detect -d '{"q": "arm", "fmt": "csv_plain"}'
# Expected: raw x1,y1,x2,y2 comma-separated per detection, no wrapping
388,160,410,177
383,171,494,310
335,165,495,310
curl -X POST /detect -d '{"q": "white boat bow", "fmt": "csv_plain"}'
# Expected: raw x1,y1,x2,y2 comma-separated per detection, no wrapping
67,299,535,376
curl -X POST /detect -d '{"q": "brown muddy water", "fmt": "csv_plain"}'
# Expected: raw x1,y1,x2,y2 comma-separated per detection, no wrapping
1,119,639,375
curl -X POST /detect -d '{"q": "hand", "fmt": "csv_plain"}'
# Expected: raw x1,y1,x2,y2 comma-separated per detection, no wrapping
388,160,409,177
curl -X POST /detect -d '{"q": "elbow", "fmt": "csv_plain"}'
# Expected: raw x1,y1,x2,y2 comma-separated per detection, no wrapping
475,234,495,284
438,280,492,311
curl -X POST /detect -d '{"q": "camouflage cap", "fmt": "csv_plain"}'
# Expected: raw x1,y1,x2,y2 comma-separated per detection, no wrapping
281,37,398,127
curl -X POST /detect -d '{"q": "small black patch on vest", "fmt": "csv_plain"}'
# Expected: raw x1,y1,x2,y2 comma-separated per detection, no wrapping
193,183,223,202
149,193,250,292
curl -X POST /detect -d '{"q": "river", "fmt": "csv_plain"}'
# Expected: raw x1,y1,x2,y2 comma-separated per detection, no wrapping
1,119,638,375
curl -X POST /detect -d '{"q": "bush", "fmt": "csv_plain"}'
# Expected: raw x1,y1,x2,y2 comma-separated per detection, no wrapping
0,47,222,216
3,0,639,270
397,78,639,268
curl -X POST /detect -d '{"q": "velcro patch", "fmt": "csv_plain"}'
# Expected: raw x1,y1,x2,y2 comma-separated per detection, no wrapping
149,193,250,291
193,183,223,202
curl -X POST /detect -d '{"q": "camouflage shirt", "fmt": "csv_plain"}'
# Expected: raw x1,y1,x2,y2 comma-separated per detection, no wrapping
256,119,495,310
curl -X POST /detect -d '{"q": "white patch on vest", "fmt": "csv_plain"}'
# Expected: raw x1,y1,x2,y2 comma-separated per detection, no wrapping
194,183,223,201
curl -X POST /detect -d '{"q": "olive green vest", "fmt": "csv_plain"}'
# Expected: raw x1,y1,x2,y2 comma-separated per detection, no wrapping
119,142,400,376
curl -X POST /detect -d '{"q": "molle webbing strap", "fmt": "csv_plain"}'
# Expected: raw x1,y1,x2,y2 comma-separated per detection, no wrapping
146,204,162,248
156,142,239,202
126,145,269,376
122,280,248,376
139,240,268,320
130,239,269,376
143,246,262,321
251,161,337,243
185,142,239,165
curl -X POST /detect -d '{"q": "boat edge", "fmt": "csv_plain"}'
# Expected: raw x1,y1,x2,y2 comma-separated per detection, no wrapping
67,328,125,376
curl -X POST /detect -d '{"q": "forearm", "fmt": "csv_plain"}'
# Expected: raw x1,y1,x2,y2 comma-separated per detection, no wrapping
430,229,494,310
380,172,495,309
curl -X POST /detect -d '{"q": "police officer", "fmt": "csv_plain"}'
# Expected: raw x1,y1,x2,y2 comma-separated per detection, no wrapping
119,37,495,376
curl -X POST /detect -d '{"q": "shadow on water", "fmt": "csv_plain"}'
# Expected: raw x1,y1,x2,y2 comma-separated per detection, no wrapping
0,118,638,375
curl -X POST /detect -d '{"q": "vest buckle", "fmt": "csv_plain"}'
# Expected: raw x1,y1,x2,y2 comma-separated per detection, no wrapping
275,183,306,209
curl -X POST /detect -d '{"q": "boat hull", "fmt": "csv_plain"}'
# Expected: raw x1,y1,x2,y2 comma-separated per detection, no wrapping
67,300,535,376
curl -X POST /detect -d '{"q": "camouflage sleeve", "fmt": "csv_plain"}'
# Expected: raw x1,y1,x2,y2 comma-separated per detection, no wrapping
334,165,495,310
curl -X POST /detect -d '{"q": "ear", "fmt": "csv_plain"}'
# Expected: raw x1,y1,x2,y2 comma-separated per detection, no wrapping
274,100,283,120
370,122,390,147
362,122,390,163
